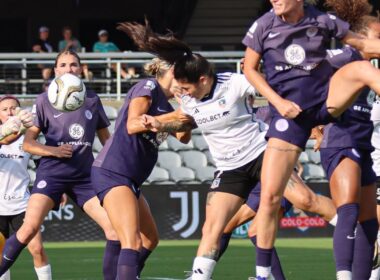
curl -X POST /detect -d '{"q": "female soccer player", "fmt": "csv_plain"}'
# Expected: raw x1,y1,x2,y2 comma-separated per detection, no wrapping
318,2,380,278
0,50,119,279
0,95,51,280
242,0,380,278
91,50,192,278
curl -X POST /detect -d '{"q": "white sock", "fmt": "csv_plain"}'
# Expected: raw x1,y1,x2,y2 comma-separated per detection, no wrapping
191,257,216,280
256,266,271,278
329,214,338,226
370,267,380,280
0,270,10,280
337,270,352,280
35,264,52,280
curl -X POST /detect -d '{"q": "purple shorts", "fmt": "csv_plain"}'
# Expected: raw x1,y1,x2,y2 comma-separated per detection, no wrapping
320,147,376,186
245,182,293,214
266,102,335,149
91,166,141,204
32,175,96,210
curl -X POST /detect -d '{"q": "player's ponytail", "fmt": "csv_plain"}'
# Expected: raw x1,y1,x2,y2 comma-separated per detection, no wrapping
325,0,376,33
118,19,214,83
143,58,172,78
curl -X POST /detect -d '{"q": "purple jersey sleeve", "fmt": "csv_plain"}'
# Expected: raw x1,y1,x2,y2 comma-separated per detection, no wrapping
96,98,110,130
242,12,272,54
323,13,350,40
33,95,47,130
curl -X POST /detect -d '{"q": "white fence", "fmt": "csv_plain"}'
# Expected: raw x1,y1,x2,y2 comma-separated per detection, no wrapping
0,51,245,100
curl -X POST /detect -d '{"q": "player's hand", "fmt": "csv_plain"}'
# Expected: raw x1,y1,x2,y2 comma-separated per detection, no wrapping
15,108,34,128
141,114,161,132
53,144,73,158
0,117,22,138
276,99,302,119
310,126,324,151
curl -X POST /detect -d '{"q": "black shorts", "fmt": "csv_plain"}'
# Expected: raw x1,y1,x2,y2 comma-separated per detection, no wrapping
0,212,25,238
209,152,264,199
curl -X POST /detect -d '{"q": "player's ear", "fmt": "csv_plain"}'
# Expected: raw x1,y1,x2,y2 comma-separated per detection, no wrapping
199,75,207,86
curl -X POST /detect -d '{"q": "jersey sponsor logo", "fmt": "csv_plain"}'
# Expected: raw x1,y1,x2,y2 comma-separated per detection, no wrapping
268,32,280,39
275,118,289,132
195,111,230,125
248,21,258,34
0,153,24,159
306,27,318,37
144,80,156,90
85,110,93,120
32,104,37,114
69,123,85,140
328,14,337,20
210,177,220,189
284,44,306,65
351,148,360,158
326,49,344,58
53,113,63,118
37,180,47,189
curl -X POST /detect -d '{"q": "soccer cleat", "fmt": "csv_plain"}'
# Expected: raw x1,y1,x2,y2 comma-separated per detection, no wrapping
248,274,275,280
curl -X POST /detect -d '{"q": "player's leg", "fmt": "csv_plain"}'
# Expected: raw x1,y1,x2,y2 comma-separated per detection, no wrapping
284,172,337,223
326,60,380,117
26,231,51,280
255,138,300,279
353,183,378,279
0,217,10,280
138,194,159,276
329,158,361,280
191,191,244,280
0,194,54,276
82,195,119,280
103,186,141,279
218,204,256,261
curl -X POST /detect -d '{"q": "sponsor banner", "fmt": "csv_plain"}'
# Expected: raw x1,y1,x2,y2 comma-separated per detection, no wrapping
41,183,333,241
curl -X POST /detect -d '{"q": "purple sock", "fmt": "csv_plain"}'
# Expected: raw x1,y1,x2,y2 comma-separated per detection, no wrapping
251,236,285,280
138,247,152,276
117,248,139,280
256,246,273,267
103,240,121,280
352,218,378,279
333,203,359,272
217,233,232,261
0,234,26,276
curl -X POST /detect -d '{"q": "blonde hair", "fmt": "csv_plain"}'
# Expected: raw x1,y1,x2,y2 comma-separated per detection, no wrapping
143,58,172,78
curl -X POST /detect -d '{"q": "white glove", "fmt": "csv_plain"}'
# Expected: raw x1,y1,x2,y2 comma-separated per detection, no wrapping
15,108,34,128
0,117,22,140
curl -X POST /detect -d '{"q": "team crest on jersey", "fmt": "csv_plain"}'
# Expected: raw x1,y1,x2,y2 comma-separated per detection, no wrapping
367,90,376,106
85,110,93,120
69,123,85,139
210,177,221,189
306,27,318,37
285,44,306,65
275,119,289,132
144,80,156,90
218,98,226,108
37,180,47,189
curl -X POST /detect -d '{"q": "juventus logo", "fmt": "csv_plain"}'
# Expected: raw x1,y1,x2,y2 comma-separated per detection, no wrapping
170,191,200,238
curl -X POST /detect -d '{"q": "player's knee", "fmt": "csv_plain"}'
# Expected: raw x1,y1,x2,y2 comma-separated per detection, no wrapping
104,228,119,241
295,194,314,212
18,223,39,243
260,192,282,212
28,243,45,258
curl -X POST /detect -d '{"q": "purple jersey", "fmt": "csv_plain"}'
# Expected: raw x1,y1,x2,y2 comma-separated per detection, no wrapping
93,79,174,186
33,91,110,179
321,47,375,150
242,5,349,110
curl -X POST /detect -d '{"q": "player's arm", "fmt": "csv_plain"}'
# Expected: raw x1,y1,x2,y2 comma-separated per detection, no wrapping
23,126,72,158
310,126,324,152
342,31,380,55
243,48,302,118
96,127,110,146
126,96,152,134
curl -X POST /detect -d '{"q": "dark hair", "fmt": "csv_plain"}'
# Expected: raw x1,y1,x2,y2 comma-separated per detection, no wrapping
117,19,214,83
54,50,82,67
325,0,378,34
0,95,20,107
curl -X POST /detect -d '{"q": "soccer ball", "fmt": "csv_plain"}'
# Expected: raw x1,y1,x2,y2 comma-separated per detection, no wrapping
48,73,86,112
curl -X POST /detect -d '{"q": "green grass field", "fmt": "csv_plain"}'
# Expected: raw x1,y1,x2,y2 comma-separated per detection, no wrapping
11,238,335,279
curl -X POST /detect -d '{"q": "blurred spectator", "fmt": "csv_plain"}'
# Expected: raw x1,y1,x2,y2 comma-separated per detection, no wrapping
93,29,138,80
58,26,82,52
58,26,92,80
32,26,53,80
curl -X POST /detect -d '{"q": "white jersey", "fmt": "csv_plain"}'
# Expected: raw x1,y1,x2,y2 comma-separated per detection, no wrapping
0,135,31,215
371,97,380,176
181,73,267,171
